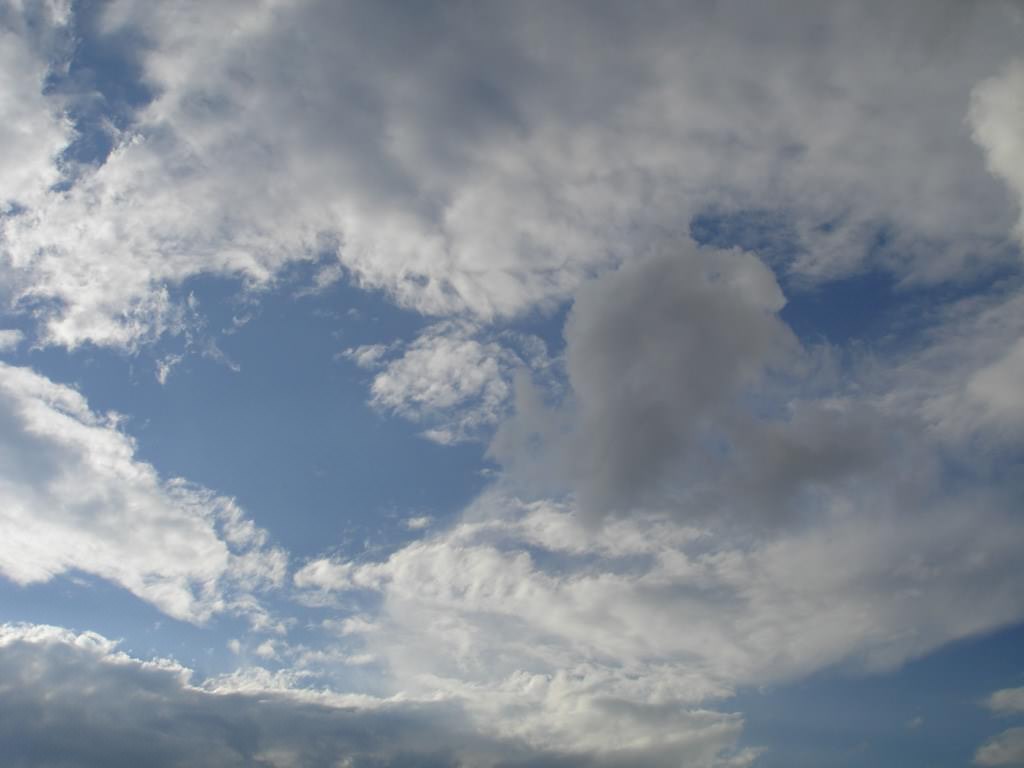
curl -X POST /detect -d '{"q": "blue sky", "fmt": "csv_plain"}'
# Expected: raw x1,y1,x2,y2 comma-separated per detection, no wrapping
1,1,1024,766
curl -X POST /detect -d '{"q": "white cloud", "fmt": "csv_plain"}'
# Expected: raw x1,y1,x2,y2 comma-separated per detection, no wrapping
885,284,1024,445
971,59,1024,246
296,485,1024,760
976,728,1024,767
351,322,548,444
0,1,73,215
3,2,1022,347
254,639,278,660
0,328,23,351
989,688,1024,716
967,338,1024,428
296,237,1024,761
341,343,392,370
0,362,286,622
293,558,354,593
0,621,755,768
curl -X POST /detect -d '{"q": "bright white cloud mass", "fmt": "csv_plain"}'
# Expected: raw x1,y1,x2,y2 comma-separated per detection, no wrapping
0,1,1023,766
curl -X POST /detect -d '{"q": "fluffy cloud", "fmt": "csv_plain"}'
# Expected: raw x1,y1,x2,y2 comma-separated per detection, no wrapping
967,338,1024,429
0,621,756,768
971,59,1024,246
3,1,1023,347
0,328,23,351
294,485,1024,761
490,242,915,526
0,363,286,622
345,322,550,443
976,728,1024,767
360,323,514,443
989,688,1024,716
886,282,1024,445
0,0,73,215
974,685,1024,766
493,243,802,517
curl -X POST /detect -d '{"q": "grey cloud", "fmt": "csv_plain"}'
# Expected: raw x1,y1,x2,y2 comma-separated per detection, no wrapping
970,59,1024,247
560,244,794,516
490,242,911,524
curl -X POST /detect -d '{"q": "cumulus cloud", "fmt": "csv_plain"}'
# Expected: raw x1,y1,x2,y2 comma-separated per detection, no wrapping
989,688,1024,716
2,2,1024,763
971,59,1024,246
0,0,73,215
346,321,551,443
0,328,23,351
294,486,1024,760
491,242,909,524
976,728,1024,767
0,363,286,622
2,1,1022,347
0,621,756,768
967,338,1024,428
886,282,1024,445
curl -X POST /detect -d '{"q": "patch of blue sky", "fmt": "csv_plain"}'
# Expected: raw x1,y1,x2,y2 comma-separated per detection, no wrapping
0,572,244,678
51,0,153,154
16,267,491,563
734,621,1024,768
691,207,1022,350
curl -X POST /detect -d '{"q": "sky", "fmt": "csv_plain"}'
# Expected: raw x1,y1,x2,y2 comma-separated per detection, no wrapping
0,1,1023,766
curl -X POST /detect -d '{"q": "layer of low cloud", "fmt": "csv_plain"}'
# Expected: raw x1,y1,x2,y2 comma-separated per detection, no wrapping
0,622,758,768
0,362,286,623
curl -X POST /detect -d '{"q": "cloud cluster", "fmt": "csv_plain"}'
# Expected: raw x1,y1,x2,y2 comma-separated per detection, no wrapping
0,0,73,216
0,363,286,622
977,687,1024,766
490,242,935,528
296,241,1024,764
2,2,1023,764
0,621,759,768
294,484,1024,762
976,729,1024,767
344,321,552,443
2,1,1022,347
989,688,1024,716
